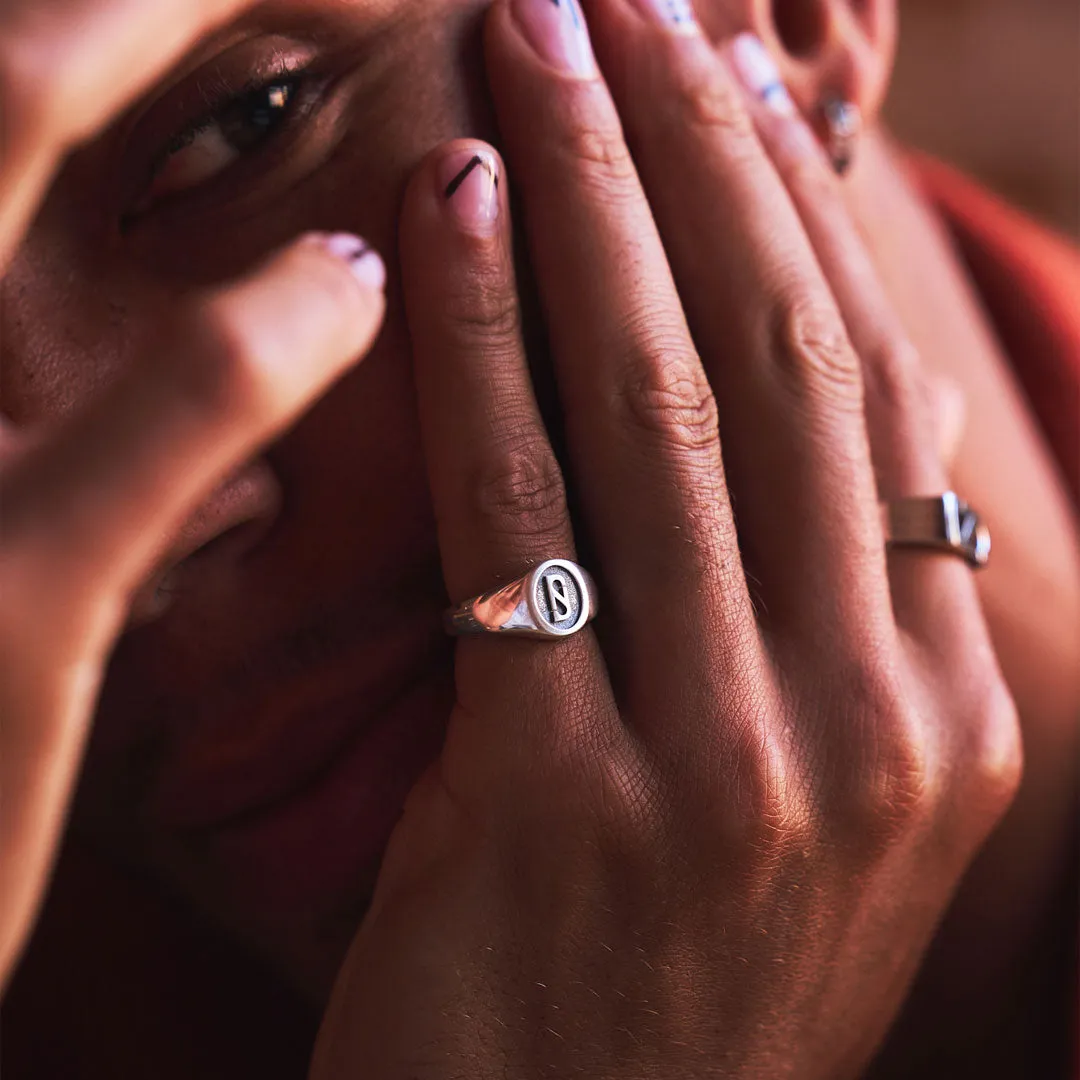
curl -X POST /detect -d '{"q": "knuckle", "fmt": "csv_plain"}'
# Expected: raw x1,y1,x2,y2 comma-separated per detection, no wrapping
723,707,817,860
821,665,937,847
441,271,522,354
959,679,1024,821
668,60,755,146
861,711,935,840
180,301,268,424
771,295,864,412
555,102,639,201
467,443,570,545
862,339,929,422
618,346,720,456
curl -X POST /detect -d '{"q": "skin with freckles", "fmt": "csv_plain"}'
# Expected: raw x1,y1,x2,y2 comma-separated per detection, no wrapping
1,0,1077,1075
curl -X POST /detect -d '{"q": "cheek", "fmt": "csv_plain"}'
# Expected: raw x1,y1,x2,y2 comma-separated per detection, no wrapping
0,247,128,426
7,1,499,832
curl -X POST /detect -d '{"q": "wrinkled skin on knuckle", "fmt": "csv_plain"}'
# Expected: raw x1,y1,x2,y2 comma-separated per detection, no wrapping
616,348,721,459
855,711,936,846
440,265,523,355
550,97,640,206
861,338,931,425
466,443,570,548
770,293,865,414
661,47,754,147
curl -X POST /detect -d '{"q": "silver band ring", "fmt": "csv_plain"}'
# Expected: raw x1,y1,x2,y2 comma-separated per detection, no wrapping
444,559,599,640
883,493,991,569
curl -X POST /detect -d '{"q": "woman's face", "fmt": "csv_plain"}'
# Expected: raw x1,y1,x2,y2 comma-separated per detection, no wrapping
0,0,885,997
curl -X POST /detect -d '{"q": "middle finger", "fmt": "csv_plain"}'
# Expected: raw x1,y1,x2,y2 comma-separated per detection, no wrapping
486,0,760,685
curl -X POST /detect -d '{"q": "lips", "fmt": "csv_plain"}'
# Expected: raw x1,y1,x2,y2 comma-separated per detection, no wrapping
140,597,457,917
149,606,450,833
206,670,453,915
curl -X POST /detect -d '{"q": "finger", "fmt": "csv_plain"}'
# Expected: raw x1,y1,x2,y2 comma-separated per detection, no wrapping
0,231,384,983
725,33,982,639
0,0,257,263
399,140,619,769
586,3,892,641
3,232,386,640
401,142,576,603
484,0,758,684
727,35,944,498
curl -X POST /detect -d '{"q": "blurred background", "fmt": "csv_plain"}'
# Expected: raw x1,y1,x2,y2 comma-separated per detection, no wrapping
887,0,1079,239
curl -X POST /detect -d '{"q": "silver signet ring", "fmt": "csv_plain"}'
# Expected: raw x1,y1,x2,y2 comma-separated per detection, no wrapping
444,560,598,640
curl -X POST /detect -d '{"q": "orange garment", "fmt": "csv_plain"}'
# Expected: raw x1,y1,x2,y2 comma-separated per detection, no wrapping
911,153,1080,504
915,153,1080,1080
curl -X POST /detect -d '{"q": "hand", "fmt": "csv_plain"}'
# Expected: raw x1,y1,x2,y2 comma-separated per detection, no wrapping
0,0,386,988
310,3,1020,1077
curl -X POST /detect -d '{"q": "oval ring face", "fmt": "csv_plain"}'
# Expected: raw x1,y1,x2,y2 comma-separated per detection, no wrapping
529,560,593,637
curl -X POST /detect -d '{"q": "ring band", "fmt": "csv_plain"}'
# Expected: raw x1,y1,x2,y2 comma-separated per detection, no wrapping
445,559,599,640
883,493,991,569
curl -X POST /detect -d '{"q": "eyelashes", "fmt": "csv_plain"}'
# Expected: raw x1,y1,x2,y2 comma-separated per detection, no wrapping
147,77,302,202
124,58,323,225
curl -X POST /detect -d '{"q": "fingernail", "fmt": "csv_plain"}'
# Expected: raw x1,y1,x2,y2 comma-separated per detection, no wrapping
322,233,387,290
439,149,500,232
511,0,598,79
731,34,795,117
631,0,698,33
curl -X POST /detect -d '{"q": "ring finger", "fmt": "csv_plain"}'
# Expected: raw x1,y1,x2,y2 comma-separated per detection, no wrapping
581,0,894,643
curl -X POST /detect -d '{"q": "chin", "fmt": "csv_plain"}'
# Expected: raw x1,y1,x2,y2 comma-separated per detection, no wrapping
78,623,457,1000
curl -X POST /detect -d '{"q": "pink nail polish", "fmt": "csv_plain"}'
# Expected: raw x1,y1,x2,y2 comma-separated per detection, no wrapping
632,0,698,33
511,0,598,79
731,33,796,116
439,148,500,232
322,233,387,291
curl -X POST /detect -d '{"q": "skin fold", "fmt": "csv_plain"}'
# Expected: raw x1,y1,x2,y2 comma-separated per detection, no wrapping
0,0,1077,1075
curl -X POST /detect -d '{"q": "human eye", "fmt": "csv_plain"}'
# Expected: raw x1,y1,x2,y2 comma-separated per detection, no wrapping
120,38,343,228
145,75,306,206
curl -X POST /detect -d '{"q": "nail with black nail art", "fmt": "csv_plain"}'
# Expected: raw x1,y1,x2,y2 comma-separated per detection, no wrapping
512,0,598,77
439,148,500,231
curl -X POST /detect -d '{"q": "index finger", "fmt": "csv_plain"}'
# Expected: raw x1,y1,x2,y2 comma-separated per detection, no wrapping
0,0,256,263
